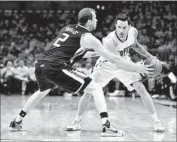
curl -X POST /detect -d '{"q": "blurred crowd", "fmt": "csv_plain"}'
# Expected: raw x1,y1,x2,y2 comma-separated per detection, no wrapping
0,1,176,100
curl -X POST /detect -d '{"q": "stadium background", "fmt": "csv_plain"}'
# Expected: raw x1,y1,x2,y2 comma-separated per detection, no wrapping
0,1,176,101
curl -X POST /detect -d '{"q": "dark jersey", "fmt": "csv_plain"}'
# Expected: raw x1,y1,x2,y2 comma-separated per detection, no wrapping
38,24,91,66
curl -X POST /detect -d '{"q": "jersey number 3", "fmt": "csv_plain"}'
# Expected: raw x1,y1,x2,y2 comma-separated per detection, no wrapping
53,33,69,47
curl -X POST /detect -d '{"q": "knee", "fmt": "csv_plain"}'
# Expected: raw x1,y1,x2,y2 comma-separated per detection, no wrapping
82,92,93,101
85,80,102,92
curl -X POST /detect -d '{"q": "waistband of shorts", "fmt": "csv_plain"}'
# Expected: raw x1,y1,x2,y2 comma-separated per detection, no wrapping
36,60,72,70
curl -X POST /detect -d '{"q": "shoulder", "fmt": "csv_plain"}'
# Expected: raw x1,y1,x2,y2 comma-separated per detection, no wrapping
59,25,69,32
81,32,92,38
105,31,116,39
80,33,101,49
60,24,73,33
63,24,73,29
81,33,96,42
129,26,138,37
102,31,116,46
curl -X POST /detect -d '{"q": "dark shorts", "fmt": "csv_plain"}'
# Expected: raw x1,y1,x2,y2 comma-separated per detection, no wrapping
35,61,91,93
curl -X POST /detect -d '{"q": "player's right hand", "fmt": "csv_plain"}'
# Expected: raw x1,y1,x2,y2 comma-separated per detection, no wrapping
135,64,154,76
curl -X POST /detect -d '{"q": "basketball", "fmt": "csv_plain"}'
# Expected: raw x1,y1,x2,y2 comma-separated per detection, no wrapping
144,57,162,77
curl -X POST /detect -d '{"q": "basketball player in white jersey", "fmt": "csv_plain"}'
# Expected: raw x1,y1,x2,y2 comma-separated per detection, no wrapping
67,13,165,133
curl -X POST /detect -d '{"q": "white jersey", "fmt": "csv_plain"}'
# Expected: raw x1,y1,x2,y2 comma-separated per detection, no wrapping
91,26,141,90
97,26,138,70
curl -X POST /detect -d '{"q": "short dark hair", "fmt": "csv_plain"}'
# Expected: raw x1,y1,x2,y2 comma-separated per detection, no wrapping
78,8,95,26
116,13,131,25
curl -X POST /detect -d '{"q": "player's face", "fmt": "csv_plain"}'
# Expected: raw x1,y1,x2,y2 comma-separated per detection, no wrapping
116,20,130,40
89,11,98,31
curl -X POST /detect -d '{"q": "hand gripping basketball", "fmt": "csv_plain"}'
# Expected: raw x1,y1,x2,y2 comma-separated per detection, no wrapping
144,56,162,77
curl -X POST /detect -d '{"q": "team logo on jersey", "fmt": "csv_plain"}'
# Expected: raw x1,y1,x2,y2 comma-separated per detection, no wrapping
118,47,130,56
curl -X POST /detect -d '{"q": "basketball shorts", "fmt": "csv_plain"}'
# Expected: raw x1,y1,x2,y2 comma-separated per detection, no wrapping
35,61,91,93
90,59,142,90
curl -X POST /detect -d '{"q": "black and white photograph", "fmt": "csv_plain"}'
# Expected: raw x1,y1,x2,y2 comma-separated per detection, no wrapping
0,1,176,141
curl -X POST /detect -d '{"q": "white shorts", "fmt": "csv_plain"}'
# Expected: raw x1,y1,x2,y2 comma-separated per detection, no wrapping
90,59,142,91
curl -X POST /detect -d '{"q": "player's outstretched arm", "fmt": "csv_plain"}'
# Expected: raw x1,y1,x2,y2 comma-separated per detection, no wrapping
81,34,153,75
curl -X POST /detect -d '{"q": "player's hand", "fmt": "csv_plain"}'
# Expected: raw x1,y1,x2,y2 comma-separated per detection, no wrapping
135,64,154,76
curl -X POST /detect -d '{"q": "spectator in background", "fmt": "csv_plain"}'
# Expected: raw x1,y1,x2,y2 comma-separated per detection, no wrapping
152,55,177,100
0,60,15,95
12,59,29,95
26,60,38,94
138,28,150,48
27,61,36,82
162,56,177,100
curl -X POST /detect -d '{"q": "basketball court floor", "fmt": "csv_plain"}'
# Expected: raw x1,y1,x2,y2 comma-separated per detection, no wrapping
1,94,176,141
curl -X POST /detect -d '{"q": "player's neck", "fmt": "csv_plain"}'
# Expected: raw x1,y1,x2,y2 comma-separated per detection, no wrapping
120,37,127,42
77,24,90,31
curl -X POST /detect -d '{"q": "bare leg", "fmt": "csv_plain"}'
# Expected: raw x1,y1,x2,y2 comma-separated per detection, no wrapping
76,92,92,119
15,89,51,122
84,81,107,116
133,81,159,122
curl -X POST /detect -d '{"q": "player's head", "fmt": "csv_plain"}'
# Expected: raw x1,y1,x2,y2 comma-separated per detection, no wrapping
78,8,98,31
115,13,131,40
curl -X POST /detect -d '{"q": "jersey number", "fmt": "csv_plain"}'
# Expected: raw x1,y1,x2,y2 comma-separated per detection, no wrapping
53,33,69,47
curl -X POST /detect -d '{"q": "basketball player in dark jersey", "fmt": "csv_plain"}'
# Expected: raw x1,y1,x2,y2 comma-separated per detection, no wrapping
9,8,153,136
